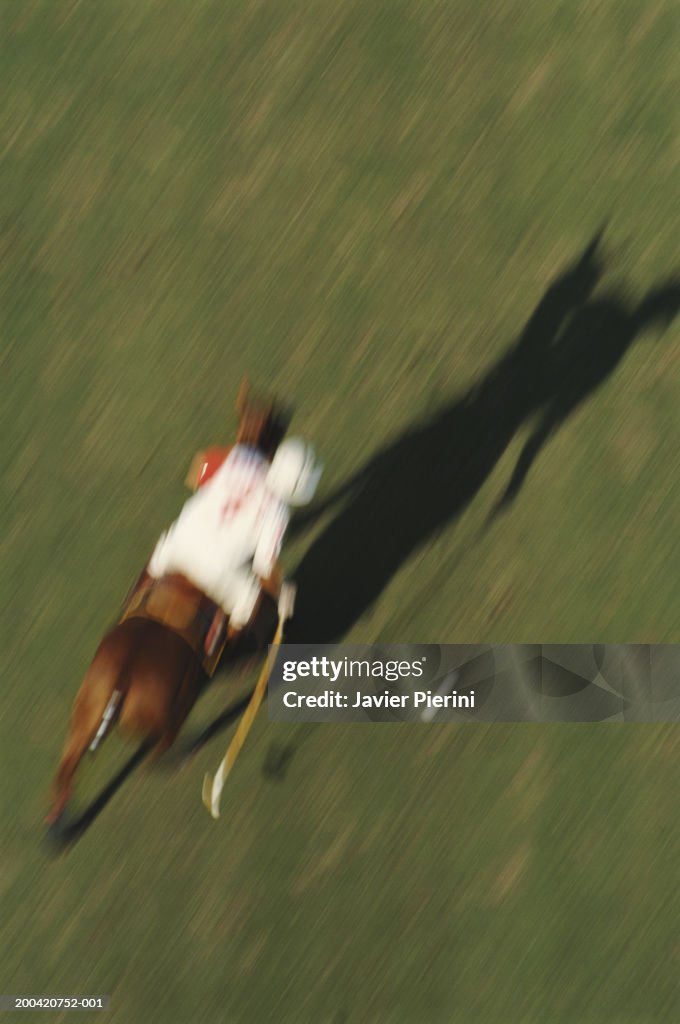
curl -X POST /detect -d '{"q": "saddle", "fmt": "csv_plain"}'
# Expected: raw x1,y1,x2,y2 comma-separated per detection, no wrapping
119,573,228,676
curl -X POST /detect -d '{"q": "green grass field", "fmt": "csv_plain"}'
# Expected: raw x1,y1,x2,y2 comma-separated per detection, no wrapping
2,1,680,1021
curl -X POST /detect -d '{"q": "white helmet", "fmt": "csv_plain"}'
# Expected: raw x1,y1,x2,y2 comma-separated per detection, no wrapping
267,438,323,506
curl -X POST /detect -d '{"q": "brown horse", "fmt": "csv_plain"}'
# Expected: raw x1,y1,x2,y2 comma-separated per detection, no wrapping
47,379,289,831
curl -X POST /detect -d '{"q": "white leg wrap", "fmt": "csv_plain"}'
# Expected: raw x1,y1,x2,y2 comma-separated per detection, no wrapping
228,573,261,628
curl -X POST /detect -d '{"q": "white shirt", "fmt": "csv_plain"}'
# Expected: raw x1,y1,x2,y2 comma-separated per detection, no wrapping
167,445,289,580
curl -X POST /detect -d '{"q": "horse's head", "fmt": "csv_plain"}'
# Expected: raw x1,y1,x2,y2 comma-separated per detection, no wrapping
235,377,290,459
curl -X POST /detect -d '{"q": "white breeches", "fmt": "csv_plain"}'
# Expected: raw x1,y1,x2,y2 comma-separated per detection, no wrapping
148,526,261,628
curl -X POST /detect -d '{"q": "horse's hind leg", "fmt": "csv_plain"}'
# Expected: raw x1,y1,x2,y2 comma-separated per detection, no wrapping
149,683,202,764
147,656,204,766
48,671,117,825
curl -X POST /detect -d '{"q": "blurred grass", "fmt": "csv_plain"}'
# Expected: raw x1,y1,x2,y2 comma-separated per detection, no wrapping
1,1,680,1021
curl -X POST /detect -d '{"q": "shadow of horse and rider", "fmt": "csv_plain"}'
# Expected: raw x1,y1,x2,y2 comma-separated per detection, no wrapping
287,232,680,645
49,234,680,844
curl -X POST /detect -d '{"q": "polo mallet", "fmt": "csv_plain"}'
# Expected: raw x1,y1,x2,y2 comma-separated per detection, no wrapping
202,583,296,819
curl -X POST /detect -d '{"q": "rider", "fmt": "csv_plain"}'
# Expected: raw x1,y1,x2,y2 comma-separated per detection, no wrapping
146,437,322,643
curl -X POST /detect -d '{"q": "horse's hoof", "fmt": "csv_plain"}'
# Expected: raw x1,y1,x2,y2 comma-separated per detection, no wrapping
43,818,69,856
262,743,294,781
